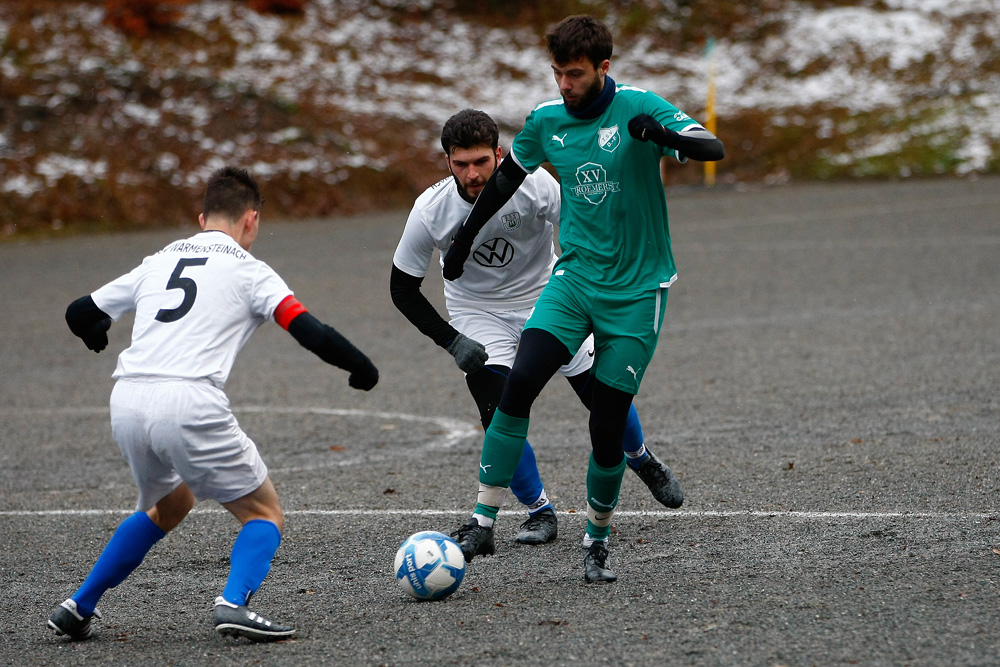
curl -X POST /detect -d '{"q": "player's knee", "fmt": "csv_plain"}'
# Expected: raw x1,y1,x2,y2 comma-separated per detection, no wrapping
223,479,284,530
265,513,284,533
589,413,629,468
149,485,195,532
501,366,545,416
233,507,283,532
267,504,285,532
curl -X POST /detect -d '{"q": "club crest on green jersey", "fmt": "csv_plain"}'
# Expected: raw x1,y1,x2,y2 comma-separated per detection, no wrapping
571,162,620,205
597,125,621,153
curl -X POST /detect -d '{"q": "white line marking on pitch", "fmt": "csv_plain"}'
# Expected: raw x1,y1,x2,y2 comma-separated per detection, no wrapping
3,407,994,522
0,405,481,476
235,406,480,474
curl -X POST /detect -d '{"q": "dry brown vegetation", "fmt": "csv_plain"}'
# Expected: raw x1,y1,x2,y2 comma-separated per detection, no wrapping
1,0,995,238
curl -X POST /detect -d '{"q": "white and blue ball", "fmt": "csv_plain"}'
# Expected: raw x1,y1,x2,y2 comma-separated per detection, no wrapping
394,531,466,601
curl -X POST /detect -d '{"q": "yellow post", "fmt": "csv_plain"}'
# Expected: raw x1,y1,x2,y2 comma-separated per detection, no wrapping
705,38,717,187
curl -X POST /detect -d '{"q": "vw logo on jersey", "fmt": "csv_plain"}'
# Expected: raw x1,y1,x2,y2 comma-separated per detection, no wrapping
473,237,515,268
500,211,522,231
598,125,621,153
571,162,620,206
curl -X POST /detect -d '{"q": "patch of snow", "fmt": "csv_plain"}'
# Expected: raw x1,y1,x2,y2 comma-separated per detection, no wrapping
35,155,108,187
3,0,998,201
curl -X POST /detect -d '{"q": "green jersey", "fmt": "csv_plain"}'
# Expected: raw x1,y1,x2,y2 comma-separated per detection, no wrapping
511,83,699,293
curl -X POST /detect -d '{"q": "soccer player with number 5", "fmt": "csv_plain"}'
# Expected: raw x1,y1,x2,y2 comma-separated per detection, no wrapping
49,166,378,642
442,16,724,582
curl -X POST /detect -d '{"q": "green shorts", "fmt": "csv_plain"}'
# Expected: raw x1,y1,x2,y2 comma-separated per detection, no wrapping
525,272,668,394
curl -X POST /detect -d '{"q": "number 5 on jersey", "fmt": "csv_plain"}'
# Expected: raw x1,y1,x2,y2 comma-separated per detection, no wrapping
156,257,209,323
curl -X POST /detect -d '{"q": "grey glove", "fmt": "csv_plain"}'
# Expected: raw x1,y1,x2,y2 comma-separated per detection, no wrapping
446,333,488,374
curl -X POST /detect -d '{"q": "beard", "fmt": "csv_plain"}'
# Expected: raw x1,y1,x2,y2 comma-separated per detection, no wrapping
564,75,605,111
452,174,480,204
450,161,495,204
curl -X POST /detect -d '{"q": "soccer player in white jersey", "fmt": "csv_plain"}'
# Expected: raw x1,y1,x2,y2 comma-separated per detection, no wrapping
48,167,378,642
390,109,683,550
441,17,724,582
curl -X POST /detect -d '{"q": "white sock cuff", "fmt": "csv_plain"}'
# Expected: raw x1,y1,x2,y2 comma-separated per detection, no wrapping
477,483,508,509
582,534,609,548
525,490,550,512
625,443,647,459
586,501,615,528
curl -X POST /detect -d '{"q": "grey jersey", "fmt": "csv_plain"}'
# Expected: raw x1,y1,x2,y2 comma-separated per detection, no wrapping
393,169,561,312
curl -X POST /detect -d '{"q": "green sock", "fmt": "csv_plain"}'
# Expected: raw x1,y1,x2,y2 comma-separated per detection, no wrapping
471,410,529,521
473,503,499,522
478,409,529,488
585,454,626,541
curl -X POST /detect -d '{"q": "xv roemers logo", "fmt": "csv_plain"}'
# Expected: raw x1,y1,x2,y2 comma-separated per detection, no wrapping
571,162,620,205
473,237,515,268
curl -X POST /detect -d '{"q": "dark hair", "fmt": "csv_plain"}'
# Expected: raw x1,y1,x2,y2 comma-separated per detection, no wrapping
440,109,499,155
203,167,262,222
545,15,613,68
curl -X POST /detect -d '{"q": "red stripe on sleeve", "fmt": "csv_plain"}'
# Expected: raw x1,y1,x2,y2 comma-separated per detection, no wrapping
274,295,308,330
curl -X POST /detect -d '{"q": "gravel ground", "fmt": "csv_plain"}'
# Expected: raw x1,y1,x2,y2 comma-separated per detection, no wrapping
1,177,998,666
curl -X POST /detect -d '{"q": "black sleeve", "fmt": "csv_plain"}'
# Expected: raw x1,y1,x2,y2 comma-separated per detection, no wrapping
65,295,113,353
664,130,725,162
453,156,528,246
389,264,459,349
286,311,373,374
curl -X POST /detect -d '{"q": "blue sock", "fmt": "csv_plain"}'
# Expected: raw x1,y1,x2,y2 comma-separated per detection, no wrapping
622,404,648,469
73,511,166,616
509,440,550,512
221,519,282,606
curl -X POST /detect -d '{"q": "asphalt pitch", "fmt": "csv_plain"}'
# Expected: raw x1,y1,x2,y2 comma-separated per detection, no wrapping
1,177,998,666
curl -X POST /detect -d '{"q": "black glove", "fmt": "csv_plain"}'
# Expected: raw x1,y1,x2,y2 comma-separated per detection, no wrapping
446,333,488,374
66,296,112,353
442,240,472,281
628,114,672,145
348,356,379,391
81,317,112,353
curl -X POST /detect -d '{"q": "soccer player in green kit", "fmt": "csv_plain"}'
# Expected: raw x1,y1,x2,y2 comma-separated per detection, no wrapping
442,15,724,582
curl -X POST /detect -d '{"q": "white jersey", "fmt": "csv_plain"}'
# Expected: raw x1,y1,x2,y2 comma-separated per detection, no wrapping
92,230,292,388
393,168,561,312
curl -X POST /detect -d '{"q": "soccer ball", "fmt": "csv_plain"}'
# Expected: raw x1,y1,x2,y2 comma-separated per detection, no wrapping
394,531,466,601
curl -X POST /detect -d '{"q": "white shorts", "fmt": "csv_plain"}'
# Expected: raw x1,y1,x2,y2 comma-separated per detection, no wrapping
450,306,594,376
110,378,268,511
